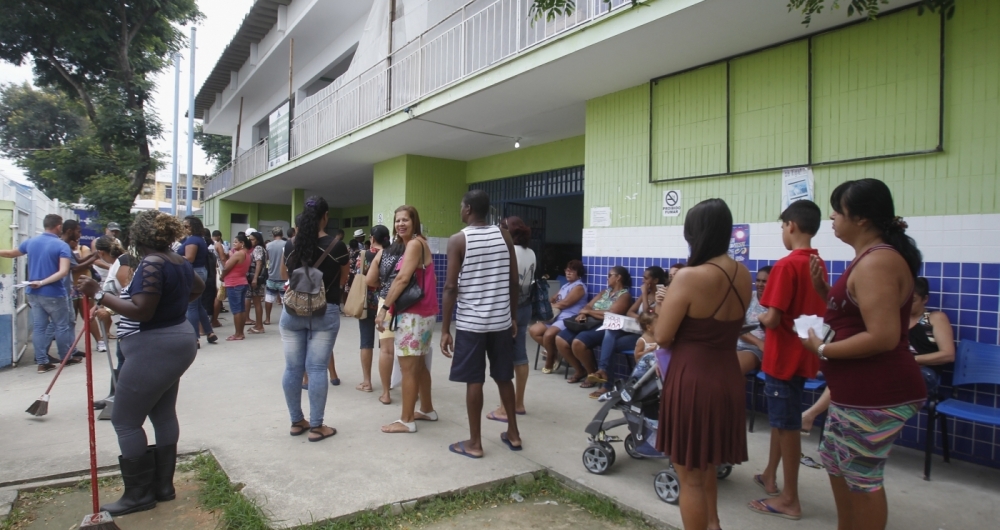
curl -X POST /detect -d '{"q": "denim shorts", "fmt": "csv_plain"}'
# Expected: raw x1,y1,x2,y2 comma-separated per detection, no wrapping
358,314,377,350
449,329,514,384
226,284,249,314
764,374,806,431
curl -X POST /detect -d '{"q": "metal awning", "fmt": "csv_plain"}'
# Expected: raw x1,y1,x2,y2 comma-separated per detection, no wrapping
193,0,291,119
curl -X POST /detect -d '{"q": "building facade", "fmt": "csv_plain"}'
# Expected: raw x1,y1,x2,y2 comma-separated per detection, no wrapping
197,0,1000,467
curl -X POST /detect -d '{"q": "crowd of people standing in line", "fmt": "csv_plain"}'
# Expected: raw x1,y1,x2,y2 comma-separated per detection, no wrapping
2,176,944,529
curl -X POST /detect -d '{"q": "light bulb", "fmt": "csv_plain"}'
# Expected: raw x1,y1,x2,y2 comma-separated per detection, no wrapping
514,139,520,149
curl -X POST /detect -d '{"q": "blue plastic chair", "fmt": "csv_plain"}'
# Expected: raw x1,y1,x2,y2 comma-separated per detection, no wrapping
749,372,827,445
924,340,1000,480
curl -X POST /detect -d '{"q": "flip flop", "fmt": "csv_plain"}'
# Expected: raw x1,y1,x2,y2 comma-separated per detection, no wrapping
226,335,244,341
486,410,509,423
500,432,522,451
247,328,265,335
541,367,553,374
579,380,597,389
308,426,337,442
356,383,374,392
449,441,482,459
800,454,824,469
381,420,416,433
378,395,392,405
753,474,780,497
586,372,608,384
747,499,801,520
516,411,526,416
289,422,310,436
414,410,438,421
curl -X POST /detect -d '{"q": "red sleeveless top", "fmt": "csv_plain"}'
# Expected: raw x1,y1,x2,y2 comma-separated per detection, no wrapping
822,245,927,409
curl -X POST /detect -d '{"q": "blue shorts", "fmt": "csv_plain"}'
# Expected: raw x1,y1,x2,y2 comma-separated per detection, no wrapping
358,313,376,350
557,328,606,350
449,329,514,384
765,374,806,431
227,284,249,314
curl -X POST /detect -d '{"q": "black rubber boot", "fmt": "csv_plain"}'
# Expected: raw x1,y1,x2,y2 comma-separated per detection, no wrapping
100,450,157,516
152,444,177,501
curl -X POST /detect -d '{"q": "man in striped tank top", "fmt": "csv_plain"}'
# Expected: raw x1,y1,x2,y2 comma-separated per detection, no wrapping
441,190,523,458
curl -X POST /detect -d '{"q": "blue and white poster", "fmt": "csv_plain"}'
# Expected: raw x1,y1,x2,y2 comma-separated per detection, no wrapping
729,224,750,262
74,208,102,248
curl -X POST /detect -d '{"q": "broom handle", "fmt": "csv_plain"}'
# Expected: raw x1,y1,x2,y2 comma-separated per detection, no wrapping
40,327,87,395
82,297,100,514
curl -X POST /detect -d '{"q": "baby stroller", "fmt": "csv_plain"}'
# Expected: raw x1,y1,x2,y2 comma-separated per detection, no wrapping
581,346,742,505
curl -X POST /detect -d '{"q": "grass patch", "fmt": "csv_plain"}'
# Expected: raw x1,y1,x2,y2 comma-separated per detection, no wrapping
185,452,651,530
1,477,124,530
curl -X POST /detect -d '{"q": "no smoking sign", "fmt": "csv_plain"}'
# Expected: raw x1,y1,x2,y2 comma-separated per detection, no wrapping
662,190,682,217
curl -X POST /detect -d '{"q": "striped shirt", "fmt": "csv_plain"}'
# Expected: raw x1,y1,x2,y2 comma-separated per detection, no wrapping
456,225,512,332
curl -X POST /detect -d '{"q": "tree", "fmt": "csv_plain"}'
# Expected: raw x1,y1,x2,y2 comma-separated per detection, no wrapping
193,124,232,174
0,0,202,217
529,0,955,24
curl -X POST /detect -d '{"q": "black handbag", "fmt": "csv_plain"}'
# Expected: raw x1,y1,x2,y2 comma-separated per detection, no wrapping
388,242,426,313
563,315,602,332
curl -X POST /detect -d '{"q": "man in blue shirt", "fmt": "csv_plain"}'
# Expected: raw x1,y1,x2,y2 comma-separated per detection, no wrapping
0,214,76,373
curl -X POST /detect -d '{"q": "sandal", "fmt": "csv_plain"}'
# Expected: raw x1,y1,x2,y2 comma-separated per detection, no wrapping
289,421,310,436
378,395,392,405
308,425,337,442
226,335,244,341
381,419,416,433
567,374,586,384
247,328,265,334
586,371,608,384
579,380,598,389
588,390,604,399
356,382,373,392
541,367,553,374
207,333,218,344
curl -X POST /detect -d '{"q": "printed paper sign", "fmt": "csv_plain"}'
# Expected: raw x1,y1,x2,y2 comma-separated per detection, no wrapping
582,229,597,253
267,101,290,169
590,207,612,227
600,313,642,333
728,224,750,263
782,167,815,210
662,190,682,217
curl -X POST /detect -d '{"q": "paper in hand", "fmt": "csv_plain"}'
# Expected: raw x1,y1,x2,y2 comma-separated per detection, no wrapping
793,315,825,339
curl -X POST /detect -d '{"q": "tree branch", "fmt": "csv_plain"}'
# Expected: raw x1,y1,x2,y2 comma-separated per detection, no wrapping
42,52,98,126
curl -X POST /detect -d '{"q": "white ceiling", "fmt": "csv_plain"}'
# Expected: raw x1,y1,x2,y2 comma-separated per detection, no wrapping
225,0,920,207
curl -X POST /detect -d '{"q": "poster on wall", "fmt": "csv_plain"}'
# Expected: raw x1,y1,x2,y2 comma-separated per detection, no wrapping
662,190,682,217
728,224,750,263
582,229,597,253
590,207,611,227
267,101,290,169
74,208,102,248
782,167,815,210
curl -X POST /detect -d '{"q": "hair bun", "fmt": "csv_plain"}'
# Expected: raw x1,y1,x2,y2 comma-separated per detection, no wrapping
886,216,908,233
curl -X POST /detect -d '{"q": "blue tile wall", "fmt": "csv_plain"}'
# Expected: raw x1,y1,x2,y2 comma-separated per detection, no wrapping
581,256,1000,469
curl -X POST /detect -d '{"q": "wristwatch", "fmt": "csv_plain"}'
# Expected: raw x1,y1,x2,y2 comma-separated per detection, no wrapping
381,304,391,312
94,291,106,305
817,343,829,362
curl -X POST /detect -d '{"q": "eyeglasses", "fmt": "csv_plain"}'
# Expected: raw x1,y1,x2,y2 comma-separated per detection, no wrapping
607,273,619,278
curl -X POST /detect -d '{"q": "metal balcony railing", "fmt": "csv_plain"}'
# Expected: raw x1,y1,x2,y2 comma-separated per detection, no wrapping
205,0,631,196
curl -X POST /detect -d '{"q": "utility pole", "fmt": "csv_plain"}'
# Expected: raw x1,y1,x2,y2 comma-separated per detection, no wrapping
185,27,196,216
171,52,181,216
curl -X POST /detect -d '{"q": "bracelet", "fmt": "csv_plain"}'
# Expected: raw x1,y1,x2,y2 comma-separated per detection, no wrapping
381,304,390,311
817,343,829,362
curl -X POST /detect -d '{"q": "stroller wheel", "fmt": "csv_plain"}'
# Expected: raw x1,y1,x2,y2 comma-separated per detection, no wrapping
582,444,614,474
654,470,680,504
624,435,644,459
716,464,733,480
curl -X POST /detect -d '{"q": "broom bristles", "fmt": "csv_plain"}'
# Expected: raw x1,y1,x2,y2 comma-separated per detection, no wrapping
79,511,121,529
26,394,50,417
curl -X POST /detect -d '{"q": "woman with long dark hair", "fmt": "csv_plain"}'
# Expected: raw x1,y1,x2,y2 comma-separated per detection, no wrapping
374,205,438,433
279,196,350,442
365,225,398,405
654,199,750,530
245,231,267,334
356,225,390,396
77,211,203,516
182,216,216,346
800,179,926,529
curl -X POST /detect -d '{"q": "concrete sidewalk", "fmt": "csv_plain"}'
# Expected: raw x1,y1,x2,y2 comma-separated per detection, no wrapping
1,315,998,529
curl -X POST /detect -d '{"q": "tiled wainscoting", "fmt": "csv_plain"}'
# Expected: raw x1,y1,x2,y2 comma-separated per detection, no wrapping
581,254,1000,469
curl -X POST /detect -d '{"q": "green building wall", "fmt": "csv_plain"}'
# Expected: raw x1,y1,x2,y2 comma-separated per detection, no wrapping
372,155,467,238
585,0,999,227
466,136,585,183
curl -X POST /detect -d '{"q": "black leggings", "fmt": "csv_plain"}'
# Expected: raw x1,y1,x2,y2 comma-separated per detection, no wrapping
112,322,197,458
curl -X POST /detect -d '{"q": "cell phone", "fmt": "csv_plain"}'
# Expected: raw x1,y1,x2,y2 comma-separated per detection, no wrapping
821,324,835,344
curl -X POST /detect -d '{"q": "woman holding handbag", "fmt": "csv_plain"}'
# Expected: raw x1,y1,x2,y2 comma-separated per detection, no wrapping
374,206,438,434
352,225,389,394
555,266,631,386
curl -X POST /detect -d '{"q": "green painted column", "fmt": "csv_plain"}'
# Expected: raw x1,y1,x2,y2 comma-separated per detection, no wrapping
372,155,468,239
291,188,305,227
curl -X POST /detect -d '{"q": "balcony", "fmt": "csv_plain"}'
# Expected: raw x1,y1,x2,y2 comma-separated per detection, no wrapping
204,0,633,199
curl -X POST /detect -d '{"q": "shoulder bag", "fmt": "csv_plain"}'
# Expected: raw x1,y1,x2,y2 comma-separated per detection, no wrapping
563,315,602,332
282,239,339,317
388,242,426,313
343,252,370,319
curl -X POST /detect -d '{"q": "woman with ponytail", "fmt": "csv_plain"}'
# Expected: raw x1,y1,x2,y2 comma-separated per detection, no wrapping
356,225,390,398
279,196,350,442
801,178,925,529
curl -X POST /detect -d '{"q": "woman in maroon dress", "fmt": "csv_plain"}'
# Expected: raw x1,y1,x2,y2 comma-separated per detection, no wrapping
654,199,751,530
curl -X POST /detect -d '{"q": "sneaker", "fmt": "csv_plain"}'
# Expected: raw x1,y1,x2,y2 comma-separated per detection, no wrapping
97,341,107,352
597,391,613,402
37,363,56,374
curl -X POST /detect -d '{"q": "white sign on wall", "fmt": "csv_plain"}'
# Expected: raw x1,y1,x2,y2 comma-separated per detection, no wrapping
267,102,290,169
376,212,384,224
582,229,597,253
782,167,815,210
662,190,682,217
590,207,612,227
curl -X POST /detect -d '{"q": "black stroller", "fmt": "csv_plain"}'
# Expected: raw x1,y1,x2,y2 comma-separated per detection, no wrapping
580,337,750,504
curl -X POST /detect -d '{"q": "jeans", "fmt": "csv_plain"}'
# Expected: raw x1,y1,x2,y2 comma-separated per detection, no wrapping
598,329,641,371
29,293,75,365
187,267,213,338
280,304,340,427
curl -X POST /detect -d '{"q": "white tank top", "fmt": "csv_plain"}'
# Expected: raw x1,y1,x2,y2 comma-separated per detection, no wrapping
456,225,512,332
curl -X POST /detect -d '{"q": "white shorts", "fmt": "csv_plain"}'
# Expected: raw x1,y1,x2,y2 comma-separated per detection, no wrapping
264,290,279,303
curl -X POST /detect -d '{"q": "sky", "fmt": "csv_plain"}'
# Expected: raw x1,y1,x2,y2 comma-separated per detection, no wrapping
0,0,255,188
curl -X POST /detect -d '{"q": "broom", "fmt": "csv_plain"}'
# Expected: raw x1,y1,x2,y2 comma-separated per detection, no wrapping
79,297,121,529
26,327,87,416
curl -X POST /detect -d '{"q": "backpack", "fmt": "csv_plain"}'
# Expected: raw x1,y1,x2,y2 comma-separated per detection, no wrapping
531,278,553,322
282,239,339,317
